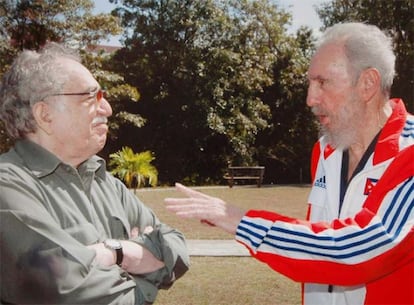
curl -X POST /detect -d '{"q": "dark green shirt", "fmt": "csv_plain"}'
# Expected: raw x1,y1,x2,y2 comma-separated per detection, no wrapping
0,140,189,304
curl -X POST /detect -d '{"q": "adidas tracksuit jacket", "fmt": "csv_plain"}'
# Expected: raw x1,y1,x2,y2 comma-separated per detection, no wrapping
235,99,414,305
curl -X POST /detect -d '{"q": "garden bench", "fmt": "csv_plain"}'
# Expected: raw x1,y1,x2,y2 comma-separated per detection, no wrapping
223,166,265,188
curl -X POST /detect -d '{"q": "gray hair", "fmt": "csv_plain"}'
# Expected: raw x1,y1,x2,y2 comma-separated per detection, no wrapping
0,43,81,139
316,22,395,96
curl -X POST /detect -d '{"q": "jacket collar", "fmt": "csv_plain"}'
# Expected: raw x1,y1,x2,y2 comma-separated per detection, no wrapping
373,98,407,164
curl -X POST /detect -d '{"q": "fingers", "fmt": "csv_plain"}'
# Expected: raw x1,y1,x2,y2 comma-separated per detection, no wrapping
143,226,154,234
164,197,200,206
164,183,210,213
130,226,154,238
165,197,215,221
164,198,204,215
165,183,225,226
130,226,139,238
164,183,244,235
175,183,212,199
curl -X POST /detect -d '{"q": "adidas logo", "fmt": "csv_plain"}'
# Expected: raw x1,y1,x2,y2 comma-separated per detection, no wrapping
314,175,326,188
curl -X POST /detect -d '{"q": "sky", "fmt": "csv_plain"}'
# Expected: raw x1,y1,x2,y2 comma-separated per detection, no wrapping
93,0,326,46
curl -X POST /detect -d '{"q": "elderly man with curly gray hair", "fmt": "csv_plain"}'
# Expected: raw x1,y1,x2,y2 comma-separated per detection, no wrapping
0,43,189,305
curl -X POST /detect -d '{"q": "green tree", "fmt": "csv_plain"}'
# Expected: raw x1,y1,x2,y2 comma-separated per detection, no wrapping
316,0,414,112
0,0,122,50
109,147,158,192
110,0,297,184
257,27,319,183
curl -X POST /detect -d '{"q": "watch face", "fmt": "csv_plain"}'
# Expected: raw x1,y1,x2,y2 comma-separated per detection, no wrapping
105,239,122,249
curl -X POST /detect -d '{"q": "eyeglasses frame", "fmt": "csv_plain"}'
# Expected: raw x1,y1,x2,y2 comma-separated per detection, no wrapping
45,88,106,102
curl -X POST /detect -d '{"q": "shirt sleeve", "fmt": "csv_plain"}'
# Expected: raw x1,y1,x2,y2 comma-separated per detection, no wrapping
0,175,137,304
235,147,414,286
112,177,190,303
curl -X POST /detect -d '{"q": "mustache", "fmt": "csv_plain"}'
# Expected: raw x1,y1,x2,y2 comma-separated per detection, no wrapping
92,117,108,125
311,106,325,116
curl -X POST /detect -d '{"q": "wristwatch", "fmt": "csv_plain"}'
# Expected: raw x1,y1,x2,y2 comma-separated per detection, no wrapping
104,239,123,266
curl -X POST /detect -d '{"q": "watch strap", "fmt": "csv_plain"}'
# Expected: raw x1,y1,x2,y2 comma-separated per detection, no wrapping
104,239,124,267
114,247,123,266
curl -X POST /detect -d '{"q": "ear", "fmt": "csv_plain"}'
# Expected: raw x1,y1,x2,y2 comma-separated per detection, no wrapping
357,68,381,102
32,101,54,135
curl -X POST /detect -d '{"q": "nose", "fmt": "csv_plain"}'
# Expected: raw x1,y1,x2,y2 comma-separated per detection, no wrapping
98,97,112,117
306,82,320,107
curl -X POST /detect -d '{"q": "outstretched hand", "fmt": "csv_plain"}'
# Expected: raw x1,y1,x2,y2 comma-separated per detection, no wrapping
164,183,246,235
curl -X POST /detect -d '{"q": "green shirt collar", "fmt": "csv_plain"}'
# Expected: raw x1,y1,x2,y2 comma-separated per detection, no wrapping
15,139,106,178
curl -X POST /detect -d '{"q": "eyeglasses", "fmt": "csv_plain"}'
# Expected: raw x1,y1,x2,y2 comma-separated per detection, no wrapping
46,88,106,102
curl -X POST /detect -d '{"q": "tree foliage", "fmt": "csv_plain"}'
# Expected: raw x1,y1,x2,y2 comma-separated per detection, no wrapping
257,27,318,183
316,0,414,112
108,0,315,184
0,0,121,50
6,1,410,185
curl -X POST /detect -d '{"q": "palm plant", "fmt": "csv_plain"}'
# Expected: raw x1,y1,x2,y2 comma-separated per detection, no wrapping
109,147,158,193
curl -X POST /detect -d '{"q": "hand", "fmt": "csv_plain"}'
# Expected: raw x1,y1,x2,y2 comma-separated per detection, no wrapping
130,225,153,238
87,243,116,267
121,240,165,275
88,226,165,274
164,183,246,235
122,225,164,274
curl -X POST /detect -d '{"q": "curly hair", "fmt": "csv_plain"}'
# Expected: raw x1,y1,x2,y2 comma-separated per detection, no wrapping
316,22,395,97
0,43,81,139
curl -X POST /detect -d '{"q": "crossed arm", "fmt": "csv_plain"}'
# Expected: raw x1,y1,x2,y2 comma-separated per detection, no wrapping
87,226,165,274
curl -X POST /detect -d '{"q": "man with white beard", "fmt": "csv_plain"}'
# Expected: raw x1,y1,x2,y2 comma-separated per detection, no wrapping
165,22,414,305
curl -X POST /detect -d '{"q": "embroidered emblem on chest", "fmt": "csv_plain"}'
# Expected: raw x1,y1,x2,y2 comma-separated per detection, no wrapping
364,177,379,195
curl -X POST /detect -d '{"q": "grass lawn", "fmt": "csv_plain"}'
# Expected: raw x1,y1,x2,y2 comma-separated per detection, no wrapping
136,184,311,305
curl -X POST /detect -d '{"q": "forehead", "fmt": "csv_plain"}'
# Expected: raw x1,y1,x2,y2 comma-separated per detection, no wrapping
58,58,98,90
307,43,351,80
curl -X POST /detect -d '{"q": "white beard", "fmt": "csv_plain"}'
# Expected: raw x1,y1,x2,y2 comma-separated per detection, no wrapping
317,93,365,149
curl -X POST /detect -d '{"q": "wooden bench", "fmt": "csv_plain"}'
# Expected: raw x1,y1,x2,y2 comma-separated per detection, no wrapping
223,166,265,188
